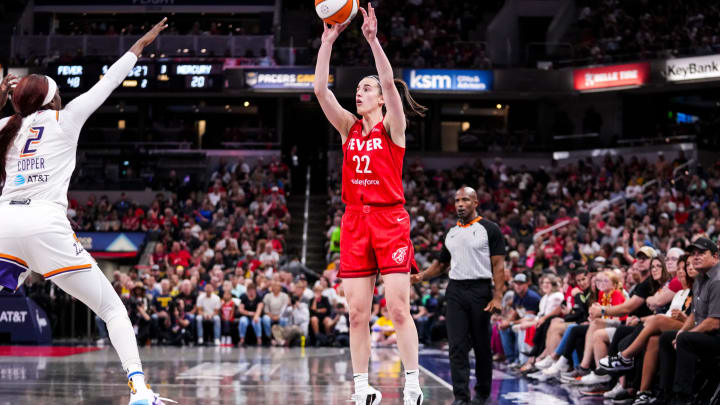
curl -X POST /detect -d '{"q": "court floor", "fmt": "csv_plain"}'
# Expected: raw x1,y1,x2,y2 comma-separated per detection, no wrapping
0,346,605,404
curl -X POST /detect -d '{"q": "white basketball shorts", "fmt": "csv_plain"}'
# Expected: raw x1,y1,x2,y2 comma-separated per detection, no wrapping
0,199,95,290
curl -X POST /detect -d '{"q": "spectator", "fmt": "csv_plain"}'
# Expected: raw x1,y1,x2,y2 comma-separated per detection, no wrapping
596,254,696,401
196,283,221,346
657,238,720,404
220,289,237,345
128,281,152,345
150,279,174,344
410,288,430,344
167,242,192,268
309,284,333,344
326,303,350,347
498,273,541,367
371,303,397,347
238,283,264,346
262,280,290,340
271,295,309,346
259,242,280,268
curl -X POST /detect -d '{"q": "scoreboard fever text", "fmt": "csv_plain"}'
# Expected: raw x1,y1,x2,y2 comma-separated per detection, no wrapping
52,61,222,91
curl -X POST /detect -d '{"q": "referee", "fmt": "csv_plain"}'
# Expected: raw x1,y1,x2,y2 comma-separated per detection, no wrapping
412,187,506,405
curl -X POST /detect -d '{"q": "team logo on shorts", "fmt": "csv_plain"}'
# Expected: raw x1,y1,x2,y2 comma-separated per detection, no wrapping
392,246,408,264
72,234,85,256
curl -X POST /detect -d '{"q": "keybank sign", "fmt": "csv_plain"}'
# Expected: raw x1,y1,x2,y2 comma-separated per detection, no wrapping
665,54,720,82
404,69,493,91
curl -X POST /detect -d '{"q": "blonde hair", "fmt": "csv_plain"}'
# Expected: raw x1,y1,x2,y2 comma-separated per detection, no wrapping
540,274,562,294
603,270,623,290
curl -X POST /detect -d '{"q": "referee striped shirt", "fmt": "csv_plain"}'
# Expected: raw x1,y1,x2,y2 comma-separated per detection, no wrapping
439,216,505,280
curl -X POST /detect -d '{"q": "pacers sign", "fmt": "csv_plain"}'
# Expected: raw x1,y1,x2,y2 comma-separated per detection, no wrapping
244,68,334,89
664,54,720,81
403,69,493,91
573,63,649,91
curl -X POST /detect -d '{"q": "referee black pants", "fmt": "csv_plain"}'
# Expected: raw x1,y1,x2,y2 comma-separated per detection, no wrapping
446,279,492,401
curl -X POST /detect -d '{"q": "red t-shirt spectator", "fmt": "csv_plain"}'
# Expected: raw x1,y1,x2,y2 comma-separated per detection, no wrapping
142,216,161,230
123,215,140,231
220,300,235,322
151,250,166,265
269,238,283,253
168,249,192,267
599,289,627,321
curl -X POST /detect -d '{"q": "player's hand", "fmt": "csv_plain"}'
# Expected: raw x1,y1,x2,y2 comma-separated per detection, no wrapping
359,3,377,42
130,17,168,56
484,296,502,313
0,73,19,95
321,20,349,44
410,272,424,284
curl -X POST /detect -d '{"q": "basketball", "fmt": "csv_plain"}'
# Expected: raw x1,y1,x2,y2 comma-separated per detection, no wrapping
315,0,358,25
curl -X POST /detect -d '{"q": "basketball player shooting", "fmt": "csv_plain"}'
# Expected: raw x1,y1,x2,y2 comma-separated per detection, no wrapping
313,3,428,405
0,19,173,405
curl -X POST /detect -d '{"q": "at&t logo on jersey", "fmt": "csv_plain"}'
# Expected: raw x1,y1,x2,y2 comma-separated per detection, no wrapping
392,246,408,264
16,175,49,184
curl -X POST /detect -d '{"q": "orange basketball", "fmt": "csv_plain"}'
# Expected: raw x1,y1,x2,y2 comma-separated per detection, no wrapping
315,0,358,26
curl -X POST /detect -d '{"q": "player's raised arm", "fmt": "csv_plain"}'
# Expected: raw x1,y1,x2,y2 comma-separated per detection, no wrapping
360,5,402,137
63,18,168,131
313,22,357,144
360,4,425,147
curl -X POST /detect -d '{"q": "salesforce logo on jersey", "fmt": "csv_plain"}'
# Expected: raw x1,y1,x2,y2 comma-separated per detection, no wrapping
404,69,493,91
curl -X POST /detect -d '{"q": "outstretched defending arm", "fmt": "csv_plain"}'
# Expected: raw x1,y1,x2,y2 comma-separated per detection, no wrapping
313,22,357,144
360,4,405,146
63,18,168,137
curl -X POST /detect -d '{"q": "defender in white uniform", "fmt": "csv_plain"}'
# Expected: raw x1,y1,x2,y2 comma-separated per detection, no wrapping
0,19,172,405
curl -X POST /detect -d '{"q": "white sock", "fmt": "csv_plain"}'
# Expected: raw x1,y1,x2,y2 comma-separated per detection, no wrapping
619,352,631,361
128,371,146,392
354,373,369,393
556,356,568,367
405,369,420,390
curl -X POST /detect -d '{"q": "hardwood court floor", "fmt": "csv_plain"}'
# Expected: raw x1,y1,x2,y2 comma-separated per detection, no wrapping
0,346,603,404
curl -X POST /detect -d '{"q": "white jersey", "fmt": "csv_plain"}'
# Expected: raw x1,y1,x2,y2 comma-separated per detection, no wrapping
0,52,139,209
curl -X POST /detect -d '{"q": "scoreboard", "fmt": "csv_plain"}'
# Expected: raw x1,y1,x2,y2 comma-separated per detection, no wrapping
47,60,329,93
50,60,223,92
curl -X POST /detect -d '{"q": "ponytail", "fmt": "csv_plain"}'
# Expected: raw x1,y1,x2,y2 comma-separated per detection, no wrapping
0,113,23,184
366,75,428,119
0,74,51,185
393,78,427,118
